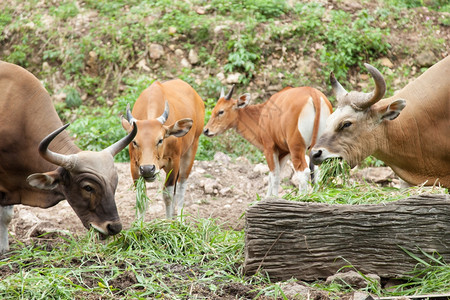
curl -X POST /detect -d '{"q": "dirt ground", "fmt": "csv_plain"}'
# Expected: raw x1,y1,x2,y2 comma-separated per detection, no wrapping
6,153,428,243
10,154,273,239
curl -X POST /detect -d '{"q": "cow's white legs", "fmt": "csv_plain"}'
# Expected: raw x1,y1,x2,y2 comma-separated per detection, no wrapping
0,205,13,254
163,185,175,219
266,154,281,197
174,180,188,216
292,155,312,193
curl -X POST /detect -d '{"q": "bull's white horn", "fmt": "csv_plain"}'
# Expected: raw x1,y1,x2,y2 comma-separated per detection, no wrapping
105,122,137,157
352,63,386,110
220,87,225,99
330,72,348,101
156,101,169,124
125,103,137,124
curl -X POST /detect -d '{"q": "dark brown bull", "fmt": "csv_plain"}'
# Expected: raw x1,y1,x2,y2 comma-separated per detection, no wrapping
0,61,137,253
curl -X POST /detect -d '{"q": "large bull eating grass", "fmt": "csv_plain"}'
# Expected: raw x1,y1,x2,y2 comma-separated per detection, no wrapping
0,61,137,253
311,57,450,188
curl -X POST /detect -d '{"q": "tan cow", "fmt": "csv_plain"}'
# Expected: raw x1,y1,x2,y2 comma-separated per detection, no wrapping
122,79,205,218
203,85,332,196
0,61,137,253
311,57,450,188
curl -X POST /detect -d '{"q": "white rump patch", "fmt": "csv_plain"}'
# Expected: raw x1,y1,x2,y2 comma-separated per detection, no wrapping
318,97,331,137
298,97,315,148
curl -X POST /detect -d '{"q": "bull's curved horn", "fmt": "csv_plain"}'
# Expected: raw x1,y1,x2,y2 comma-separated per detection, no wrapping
225,84,235,100
38,124,78,170
105,121,137,157
352,63,386,110
125,103,137,124
330,72,348,101
156,101,169,124
219,87,225,99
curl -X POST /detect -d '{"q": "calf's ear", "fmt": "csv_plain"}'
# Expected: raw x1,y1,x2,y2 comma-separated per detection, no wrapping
165,118,193,138
27,170,61,190
235,93,251,109
377,99,406,121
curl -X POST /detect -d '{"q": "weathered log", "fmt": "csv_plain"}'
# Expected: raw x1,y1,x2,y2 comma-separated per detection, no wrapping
244,194,450,281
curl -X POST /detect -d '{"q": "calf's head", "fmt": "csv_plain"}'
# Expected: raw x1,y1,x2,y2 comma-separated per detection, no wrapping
311,63,406,168
27,123,137,236
203,85,251,137
122,102,193,182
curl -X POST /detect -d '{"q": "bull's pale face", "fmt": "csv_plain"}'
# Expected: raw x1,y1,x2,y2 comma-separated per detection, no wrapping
204,98,238,137
312,106,379,168
129,120,165,182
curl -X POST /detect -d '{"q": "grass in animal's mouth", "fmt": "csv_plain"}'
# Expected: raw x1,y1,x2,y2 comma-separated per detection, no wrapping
134,177,151,220
316,157,351,188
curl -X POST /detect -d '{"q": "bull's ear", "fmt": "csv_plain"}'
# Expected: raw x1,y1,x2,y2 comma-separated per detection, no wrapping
121,117,133,133
235,93,251,109
27,170,61,190
165,118,193,138
379,99,406,121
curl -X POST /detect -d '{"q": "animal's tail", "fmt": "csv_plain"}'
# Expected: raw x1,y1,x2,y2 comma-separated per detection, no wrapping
309,89,324,183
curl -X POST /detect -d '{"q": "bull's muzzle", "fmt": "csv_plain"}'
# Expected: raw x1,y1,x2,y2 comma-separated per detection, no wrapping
311,148,342,165
311,149,324,165
90,221,122,237
139,164,158,182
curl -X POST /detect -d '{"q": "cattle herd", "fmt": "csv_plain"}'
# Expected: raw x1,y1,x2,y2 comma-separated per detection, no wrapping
0,55,448,253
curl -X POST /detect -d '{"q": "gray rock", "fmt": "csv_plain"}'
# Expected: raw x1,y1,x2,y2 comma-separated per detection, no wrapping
149,43,164,60
214,152,231,164
180,58,191,69
326,270,380,289
226,73,241,84
188,49,199,65
416,50,437,67
253,163,269,175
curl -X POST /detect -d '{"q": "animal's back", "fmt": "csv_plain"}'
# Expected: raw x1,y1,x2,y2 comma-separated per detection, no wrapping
260,87,331,149
161,79,205,135
382,56,450,186
0,61,70,206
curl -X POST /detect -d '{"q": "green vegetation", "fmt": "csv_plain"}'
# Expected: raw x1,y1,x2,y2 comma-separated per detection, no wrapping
0,1,448,298
1,0,446,163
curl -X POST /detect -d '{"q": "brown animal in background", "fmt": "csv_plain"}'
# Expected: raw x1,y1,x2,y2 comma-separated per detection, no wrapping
203,85,332,196
311,57,450,188
122,79,205,218
0,61,137,253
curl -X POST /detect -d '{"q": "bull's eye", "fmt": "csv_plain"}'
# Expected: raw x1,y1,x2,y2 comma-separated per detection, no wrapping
341,121,352,130
217,110,224,116
157,138,163,146
83,185,94,193
132,140,138,147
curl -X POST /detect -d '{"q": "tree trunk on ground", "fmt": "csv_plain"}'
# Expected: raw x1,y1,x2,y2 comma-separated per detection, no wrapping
244,194,450,281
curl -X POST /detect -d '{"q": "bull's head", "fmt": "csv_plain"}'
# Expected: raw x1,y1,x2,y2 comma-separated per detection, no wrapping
121,102,193,182
203,85,251,137
311,63,406,168
26,123,137,236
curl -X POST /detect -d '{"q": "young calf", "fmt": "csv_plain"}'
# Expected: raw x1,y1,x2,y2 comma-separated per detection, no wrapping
203,86,332,196
122,79,205,218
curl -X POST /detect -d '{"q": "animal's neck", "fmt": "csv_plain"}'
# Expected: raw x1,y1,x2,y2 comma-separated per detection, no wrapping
234,103,265,150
